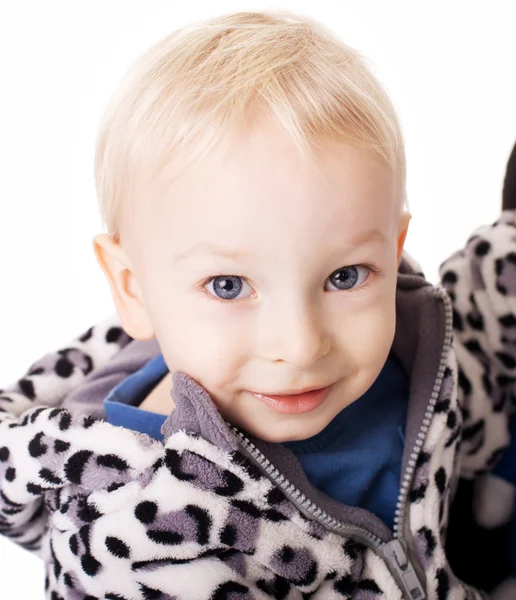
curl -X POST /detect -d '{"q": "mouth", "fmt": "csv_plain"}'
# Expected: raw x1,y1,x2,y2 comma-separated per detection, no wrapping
249,384,334,415
255,384,330,396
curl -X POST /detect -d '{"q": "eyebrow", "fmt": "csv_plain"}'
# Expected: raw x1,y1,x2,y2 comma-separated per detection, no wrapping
172,228,390,263
173,244,254,263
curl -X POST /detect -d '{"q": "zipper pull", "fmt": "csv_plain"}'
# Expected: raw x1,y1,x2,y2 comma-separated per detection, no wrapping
382,539,426,600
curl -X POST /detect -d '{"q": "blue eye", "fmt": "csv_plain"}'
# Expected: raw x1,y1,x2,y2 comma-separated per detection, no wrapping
325,266,370,291
203,265,373,302
204,276,253,300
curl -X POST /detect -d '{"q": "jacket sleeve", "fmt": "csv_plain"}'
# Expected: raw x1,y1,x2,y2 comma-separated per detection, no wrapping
439,210,516,477
0,313,132,553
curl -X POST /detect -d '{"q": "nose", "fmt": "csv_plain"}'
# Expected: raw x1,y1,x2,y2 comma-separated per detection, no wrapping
257,297,331,369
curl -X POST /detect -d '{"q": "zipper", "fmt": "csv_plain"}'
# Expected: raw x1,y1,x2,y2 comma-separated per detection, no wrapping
392,287,453,540
228,285,454,600
383,539,426,600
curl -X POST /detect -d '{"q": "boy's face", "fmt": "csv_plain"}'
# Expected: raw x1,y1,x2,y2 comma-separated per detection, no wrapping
96,114,410,443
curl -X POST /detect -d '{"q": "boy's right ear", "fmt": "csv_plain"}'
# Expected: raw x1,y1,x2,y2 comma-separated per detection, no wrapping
92,234,155,341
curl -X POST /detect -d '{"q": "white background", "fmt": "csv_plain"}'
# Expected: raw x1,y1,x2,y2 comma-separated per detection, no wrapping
0,1,515,597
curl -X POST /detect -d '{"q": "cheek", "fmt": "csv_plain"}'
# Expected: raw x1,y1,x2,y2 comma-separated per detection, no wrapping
150,295,251,384
335,285,396,368
354,305,396,364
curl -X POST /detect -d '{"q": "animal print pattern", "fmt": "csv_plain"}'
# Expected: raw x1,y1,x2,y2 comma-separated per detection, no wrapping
0,315,132,553
3,213,516,598
439,210,516,477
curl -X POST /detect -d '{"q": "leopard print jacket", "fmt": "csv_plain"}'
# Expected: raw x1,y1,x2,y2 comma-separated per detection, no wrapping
1,212,515,600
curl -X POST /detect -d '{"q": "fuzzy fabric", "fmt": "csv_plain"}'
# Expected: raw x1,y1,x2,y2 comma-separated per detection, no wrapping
4,213,516,598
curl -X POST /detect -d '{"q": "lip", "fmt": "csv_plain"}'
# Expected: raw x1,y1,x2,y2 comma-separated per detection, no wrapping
253,384,330,396
250,384,334,415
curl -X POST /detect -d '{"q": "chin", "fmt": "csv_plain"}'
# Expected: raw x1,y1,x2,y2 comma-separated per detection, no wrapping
252,421,326,444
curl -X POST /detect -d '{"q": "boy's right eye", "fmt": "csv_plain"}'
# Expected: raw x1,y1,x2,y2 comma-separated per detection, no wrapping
204,276,254,302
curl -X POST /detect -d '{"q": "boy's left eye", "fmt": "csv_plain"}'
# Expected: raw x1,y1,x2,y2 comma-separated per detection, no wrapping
203,265,372,302
325,265,370,291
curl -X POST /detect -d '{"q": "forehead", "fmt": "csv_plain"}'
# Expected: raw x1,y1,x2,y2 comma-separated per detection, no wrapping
133,116,399,255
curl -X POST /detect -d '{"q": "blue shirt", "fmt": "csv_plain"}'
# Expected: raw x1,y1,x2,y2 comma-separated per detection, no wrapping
104,353,408,529
104,353,169,441
282,356,408,528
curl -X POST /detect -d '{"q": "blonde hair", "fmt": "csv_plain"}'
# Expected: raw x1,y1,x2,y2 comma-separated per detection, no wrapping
95,10,407,242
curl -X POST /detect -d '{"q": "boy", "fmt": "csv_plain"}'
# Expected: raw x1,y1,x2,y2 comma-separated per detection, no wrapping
0,10,514,599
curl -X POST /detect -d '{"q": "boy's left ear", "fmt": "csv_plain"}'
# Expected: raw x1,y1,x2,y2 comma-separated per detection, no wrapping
396,211,412,266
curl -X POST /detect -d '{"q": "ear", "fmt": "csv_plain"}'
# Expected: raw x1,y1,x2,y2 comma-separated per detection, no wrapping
396,210,412,266
92,234,155,341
